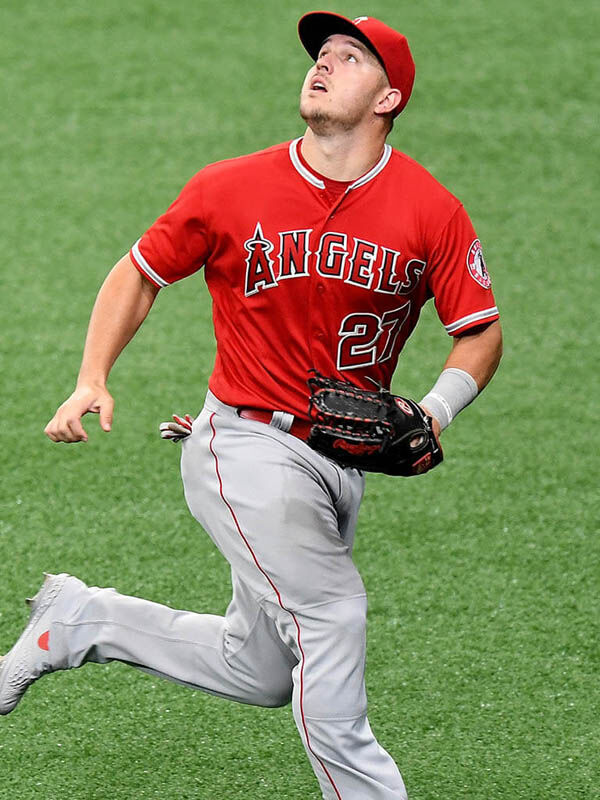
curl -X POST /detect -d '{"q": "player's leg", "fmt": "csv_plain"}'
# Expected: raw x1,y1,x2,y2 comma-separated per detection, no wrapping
0,568,295,715
189,396,407,799
276,597,406,800
265,496,407,800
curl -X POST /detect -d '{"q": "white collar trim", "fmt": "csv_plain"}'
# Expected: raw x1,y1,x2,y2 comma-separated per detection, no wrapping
288,138,392,192
348,144,392,190
289,138,325,189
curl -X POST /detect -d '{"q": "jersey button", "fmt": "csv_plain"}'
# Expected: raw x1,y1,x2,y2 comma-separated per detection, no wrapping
316,283,325,294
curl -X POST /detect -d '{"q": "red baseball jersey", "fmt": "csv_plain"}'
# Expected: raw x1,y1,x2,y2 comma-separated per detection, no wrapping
130,138,499,419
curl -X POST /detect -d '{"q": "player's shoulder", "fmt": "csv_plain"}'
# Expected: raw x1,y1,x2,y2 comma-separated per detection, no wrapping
173,141,291,203
200,141,291,179
387,147,462,209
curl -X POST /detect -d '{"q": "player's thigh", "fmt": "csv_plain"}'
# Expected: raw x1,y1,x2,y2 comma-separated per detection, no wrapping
223,571,297,703
181,409,365,609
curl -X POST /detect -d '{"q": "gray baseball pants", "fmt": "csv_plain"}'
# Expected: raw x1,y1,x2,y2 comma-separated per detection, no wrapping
49,391,408,799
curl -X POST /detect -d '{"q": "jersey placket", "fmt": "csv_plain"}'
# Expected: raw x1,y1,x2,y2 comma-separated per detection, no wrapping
306,185,354,373
289,137,394,377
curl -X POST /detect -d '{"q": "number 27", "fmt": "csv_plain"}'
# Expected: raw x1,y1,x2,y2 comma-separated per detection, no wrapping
337,302,411,371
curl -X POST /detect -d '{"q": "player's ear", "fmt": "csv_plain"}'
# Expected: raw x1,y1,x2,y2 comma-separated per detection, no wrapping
375,88,402,117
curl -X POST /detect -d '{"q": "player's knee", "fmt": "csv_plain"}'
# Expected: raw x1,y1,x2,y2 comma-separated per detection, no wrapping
262,681,293,708
247,669,293,708
263,660,294,707
292,595,369,719
296,595,367,665
322,594,368,641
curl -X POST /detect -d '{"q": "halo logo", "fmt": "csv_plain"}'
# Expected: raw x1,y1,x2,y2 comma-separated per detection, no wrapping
353,16,369,24
466,239,491,289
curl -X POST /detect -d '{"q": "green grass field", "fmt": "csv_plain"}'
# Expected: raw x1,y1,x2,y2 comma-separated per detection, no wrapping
1,0,598,797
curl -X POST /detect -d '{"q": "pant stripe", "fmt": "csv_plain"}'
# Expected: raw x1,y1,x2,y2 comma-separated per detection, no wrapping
208,412,343,800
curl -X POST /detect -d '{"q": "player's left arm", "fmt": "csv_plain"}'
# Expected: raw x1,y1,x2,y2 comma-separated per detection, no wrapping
420,319,502,437
442,319,502,391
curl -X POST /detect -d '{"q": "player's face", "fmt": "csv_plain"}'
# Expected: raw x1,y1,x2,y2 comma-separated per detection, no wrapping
299,34,389,133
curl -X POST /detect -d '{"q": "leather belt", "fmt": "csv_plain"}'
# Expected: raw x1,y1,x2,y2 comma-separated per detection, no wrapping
238,408,312,442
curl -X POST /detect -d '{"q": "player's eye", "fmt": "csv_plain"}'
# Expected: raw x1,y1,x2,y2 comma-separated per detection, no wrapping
347,54,358,62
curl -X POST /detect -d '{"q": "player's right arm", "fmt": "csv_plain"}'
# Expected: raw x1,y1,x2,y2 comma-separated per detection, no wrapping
45,254,160,443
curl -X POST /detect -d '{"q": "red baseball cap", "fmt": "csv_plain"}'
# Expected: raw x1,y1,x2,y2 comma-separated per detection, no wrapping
298,11,415,117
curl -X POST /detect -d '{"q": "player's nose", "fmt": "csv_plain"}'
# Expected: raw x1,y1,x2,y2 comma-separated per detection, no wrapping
315,52,333,73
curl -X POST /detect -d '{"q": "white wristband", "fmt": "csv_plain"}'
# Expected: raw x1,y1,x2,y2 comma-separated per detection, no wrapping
420,368,479,431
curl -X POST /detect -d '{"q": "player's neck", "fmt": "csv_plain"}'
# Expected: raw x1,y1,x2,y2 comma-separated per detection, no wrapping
300,127,387,182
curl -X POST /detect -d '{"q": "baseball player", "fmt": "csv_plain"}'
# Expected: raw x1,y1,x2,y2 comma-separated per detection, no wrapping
0,12,502,800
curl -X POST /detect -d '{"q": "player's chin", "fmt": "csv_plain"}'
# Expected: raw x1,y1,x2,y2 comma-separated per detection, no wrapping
299,95,315,115
300,98,331,127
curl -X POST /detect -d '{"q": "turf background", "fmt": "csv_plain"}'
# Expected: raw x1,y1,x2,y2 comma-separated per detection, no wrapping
1,0,598,798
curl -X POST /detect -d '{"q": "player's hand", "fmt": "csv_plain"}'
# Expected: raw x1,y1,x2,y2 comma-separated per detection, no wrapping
44,384,114,443
159,414,195,442
419,405,442,443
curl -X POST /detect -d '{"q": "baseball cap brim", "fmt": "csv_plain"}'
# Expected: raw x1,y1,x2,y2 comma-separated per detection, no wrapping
298,12,385,69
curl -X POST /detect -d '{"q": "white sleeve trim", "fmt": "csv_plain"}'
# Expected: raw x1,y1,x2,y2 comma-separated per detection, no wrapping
131,239,170,288
444,307,498,334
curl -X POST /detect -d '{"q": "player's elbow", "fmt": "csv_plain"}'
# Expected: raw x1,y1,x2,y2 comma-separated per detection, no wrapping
487,319,504,366
482,320,503,387
490,319,503,368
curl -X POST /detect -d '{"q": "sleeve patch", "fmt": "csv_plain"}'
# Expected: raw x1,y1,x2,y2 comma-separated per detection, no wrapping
466,239,491,289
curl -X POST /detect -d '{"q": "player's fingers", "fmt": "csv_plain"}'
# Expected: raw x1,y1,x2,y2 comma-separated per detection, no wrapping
45,386,115,443
43,409,84,443
53,393,103,441
44,423,60,443
45,419,87,443
98,395,114,432
62,414,89,442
